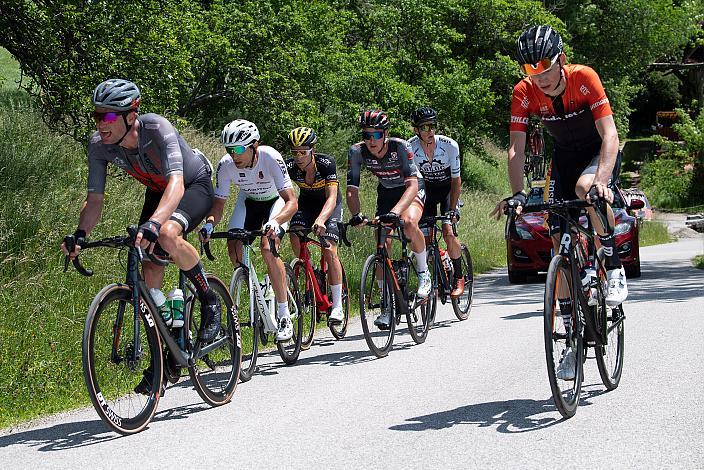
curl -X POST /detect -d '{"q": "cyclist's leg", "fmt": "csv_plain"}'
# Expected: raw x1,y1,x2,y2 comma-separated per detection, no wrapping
288,209,309,259
438,190,463,279
401,188,431,297
323,205,344,321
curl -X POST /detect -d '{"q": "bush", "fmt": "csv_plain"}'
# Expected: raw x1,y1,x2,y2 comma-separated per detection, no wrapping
640,159,693,208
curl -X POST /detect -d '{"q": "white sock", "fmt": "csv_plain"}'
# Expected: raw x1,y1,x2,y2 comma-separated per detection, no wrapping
413,250,428,273
277,301,289,319
331,284,342,309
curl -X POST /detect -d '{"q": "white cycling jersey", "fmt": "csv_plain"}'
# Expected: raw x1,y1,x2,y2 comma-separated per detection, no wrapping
408,134,460,187
214,145,293,201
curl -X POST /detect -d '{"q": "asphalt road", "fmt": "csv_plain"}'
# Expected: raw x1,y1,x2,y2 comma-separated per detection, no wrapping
1,236,702,469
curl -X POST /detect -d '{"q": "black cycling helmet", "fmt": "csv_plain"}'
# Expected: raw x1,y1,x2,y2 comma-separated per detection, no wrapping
359,109,390,130
516,25,563,69
410,107,438,127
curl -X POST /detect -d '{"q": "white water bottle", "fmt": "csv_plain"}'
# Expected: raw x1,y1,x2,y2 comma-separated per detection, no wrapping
440,249,453,275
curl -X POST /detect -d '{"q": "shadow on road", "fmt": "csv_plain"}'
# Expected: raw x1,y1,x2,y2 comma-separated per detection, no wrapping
389,385,608,434
628,260,703,304
0,403,210,451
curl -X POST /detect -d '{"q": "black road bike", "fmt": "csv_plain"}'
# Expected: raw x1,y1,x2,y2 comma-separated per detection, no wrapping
64,227,241,434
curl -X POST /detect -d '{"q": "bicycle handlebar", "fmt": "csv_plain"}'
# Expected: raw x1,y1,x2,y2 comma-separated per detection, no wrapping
419,214,458,237
201,228,278,261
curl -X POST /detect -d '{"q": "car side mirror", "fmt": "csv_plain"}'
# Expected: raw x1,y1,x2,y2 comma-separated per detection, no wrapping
628,199,645,210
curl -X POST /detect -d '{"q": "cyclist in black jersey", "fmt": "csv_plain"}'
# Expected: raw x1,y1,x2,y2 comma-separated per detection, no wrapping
409,107,465,297
347,110,431,328
285,127,345,324
60,79,221,393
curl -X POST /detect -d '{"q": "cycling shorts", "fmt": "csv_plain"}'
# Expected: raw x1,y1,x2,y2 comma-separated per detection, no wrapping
374,183,425,217
422,184,456,224
139,172,213,234
290,200,344,243
548,152,599,235
228,195,288,233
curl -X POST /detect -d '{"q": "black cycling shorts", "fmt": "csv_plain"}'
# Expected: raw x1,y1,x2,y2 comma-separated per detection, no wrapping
375,183,425,217
139,172,214,234
422,184,453,219
290,199,343,243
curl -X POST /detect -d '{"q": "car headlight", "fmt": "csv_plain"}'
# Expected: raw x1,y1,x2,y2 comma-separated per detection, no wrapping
516,227,534,240
614,221,633,236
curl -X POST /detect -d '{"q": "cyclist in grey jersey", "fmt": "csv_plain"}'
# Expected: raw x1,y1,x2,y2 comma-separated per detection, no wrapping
409,106,465,297
200,120,298,342
61,80,222,396
346,110,431,329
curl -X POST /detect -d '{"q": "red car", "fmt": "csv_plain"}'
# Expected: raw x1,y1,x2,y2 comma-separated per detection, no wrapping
506,186,644,283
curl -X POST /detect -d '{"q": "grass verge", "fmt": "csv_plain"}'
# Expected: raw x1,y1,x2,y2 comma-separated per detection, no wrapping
639,220,672,247
693,255,704,270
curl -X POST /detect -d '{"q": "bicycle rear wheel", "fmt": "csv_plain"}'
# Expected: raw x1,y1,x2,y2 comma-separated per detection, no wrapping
451,244,474,321
82,284,162,435
293,259,316,350
544,255,583,419
360,255,395,357
328,266,350,339
277,265,303,364
188,275,241,406
406,258,431,344
230,267,259,382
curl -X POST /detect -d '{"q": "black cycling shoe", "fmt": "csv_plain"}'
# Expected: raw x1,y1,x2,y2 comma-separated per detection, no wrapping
198,298,222,343
134,368,166,396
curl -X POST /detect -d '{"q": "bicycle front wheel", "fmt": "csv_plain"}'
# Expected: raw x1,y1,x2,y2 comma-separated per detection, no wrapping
451,244,474,321
293,259,316,350
230,267,259,382
406,258,431,344
276,265,303,364
188,275,241,406
544,255,583,419
328,266,350,339
82,284,162,435
360,255,395,357
596,305,625,390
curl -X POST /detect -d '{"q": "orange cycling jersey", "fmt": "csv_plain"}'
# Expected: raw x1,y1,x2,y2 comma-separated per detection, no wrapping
510,64,612,151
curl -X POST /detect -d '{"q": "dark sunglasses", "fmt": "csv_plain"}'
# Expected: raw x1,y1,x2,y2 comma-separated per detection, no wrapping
91,110,128,123
225,145,250,155
418,123,435,132
362,130,384,141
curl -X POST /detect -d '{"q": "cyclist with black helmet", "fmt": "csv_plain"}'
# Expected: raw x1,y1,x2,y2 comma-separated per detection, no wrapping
200,120,298,342
347,109,431,329
60,78,220,394
490,25,628,380
409,107,465,297
285,127,345,324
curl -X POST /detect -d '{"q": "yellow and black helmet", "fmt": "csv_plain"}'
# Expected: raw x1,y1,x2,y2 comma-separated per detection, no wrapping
288,127,318,147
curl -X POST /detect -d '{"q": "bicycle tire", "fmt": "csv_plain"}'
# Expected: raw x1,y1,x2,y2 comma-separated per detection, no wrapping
544,255,583,419
360,255,395,358
594,249,625,390
426,250,438,327
230,267,259,382
82,284,162,435
451,244,474,321
328,266,350,339
188,275,242,406
293,259,316,350
276,264,303,364
406,258,431,344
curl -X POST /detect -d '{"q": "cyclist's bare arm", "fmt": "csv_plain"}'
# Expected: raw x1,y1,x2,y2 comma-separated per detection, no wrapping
449,176,461,212
390,177,419,215
315,185,339,228
266,188,298,237
591,115,620,202
346,186,361,216
205,197,227,226
61,192,104,257
491,131,527,219
148,174,185,226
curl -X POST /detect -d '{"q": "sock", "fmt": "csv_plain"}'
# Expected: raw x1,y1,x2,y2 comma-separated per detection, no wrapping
184,262,216,303
598,233,622,270
331,284,342,309
558,298,573,333
451,256,463,278
277,301,289,320
413,249,428,273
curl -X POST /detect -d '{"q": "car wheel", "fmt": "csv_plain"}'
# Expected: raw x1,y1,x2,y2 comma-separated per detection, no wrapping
625,258,641,278
508,269,528,284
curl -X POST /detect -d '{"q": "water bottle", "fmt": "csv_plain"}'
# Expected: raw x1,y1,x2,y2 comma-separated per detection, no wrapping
167,288,185,328
262,275,276,329
149,287,172,327
440,248,453,276
580,267,597,306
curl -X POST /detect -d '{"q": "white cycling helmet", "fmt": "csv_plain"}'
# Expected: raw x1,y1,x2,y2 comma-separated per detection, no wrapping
221,119,260,147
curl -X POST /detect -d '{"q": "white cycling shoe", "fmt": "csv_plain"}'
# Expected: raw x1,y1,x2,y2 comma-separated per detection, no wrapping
556,347,577,381
606,267,628,307
328,305,344,324
275,316,293,342
417,271,432,299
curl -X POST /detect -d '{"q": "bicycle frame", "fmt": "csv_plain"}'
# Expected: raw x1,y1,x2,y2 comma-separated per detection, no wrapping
370,222,413,315
295,233,333,313
421,217,456,299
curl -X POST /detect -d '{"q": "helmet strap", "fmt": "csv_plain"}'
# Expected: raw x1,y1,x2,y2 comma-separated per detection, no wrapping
114,113,135,146
551,63,565,93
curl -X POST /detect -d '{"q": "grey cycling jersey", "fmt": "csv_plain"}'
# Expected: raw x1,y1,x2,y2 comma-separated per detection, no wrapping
346,137,421,189
87,113,208,194
408,134,460,187
214,145,293,201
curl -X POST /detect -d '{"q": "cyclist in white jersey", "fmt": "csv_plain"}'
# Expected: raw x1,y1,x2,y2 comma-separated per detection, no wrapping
200,120,298,341
408,107,465,297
